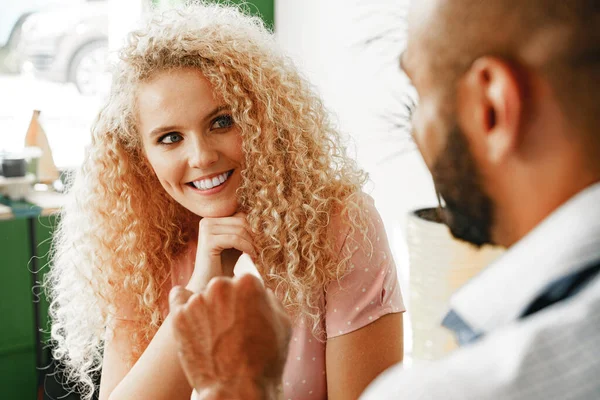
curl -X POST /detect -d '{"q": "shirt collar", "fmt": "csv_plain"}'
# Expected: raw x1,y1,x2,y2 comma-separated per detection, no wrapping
449,181,600,334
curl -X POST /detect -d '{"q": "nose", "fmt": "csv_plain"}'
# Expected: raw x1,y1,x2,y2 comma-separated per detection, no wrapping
188,135,219,169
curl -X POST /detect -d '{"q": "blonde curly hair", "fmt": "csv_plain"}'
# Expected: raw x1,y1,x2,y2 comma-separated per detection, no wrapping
46,2,370,398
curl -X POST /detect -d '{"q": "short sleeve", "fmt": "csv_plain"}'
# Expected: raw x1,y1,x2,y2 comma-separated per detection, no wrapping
325,195,405,339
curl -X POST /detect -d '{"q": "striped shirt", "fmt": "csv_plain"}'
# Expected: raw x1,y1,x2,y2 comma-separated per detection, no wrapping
361,182,600,400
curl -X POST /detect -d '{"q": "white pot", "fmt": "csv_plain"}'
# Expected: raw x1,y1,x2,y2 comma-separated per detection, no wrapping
406,209,504,360
0,174,35,201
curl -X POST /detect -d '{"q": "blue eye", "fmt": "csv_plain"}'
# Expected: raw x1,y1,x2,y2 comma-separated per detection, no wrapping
158,133,183,144
211,114,234,130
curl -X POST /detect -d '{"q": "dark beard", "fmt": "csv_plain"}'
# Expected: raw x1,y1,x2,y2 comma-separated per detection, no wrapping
431,124,494,247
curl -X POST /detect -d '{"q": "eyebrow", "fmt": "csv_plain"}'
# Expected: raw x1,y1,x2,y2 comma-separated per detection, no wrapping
147,105,230,138
204,105,229,124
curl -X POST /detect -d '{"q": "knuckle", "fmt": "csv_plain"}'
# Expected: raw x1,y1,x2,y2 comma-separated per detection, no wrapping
237,273,262,293
199,218,213,231
206,277,233,305
169,286,191,307
171,308,187,331
186,293,207,315
207,276,232,294
169,286,183,301
227,235,242,246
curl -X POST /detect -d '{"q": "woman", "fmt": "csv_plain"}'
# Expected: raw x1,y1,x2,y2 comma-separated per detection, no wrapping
46,4,404,400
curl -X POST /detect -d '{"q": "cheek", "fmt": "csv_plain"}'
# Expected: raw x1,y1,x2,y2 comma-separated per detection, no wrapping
226,131,245,165
413,102,450,169
145,149,181,187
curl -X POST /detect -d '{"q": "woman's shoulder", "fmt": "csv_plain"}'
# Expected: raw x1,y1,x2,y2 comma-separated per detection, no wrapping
324,192,405,338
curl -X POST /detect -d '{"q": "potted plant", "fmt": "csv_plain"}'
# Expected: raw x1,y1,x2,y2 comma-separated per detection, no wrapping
406,205,504,360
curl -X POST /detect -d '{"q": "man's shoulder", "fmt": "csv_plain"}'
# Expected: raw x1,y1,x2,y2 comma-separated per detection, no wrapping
361,279,600,399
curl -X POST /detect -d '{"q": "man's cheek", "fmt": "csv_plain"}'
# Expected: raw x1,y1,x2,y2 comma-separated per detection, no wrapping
420,120,452,173
413,123,440,170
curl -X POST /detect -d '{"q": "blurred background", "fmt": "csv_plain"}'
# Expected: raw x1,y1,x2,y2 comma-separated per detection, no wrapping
0,0,451,398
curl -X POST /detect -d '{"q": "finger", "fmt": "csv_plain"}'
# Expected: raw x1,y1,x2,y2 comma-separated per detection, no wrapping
198,222,255,250
169,286,194,312
209,235,257,259
174,293,209,341
204,277,235,332
204,276,233,302
203,215,248,229
203,224,255,245
235,274,266,300
183,292,209,322
204,215,254,237
233,213,254,237
199,217,249,238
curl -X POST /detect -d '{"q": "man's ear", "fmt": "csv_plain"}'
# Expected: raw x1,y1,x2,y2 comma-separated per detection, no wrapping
457,57,523,165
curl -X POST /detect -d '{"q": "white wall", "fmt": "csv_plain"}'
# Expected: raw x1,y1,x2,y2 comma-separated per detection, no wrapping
107,0,146,52
275,0,437,285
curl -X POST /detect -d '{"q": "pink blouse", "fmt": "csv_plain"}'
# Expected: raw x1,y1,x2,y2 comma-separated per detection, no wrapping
280,195,405,400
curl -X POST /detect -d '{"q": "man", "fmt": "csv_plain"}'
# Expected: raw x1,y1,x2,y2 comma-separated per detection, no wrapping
169,0,600,398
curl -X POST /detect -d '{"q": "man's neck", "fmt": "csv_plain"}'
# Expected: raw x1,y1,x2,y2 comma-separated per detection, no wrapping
496,174,600,248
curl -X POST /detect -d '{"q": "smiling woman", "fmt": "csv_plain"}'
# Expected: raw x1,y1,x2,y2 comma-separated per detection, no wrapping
45,3,405,400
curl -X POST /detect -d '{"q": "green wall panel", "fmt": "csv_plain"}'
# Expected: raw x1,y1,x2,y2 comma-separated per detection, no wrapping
0,350,37,399
0,219,35,354
34,216,56,348
228,0,274,29
0,216,57,399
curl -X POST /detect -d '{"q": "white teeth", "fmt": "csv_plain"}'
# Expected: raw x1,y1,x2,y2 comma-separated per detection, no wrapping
191,171,232,191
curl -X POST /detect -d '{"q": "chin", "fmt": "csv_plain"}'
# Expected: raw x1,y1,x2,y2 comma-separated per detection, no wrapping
443,206,494,247
190,202,239,218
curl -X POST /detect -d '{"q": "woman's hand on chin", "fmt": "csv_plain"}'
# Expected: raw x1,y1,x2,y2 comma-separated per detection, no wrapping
186,212,256,292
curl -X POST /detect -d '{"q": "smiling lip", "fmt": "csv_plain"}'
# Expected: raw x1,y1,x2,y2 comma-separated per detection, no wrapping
187,169,234,195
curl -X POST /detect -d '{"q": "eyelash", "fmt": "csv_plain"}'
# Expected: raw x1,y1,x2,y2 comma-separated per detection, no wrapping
403,95,417,125
158,132,183,145
212,114,234,130
156,114,234,145
394,92,417,134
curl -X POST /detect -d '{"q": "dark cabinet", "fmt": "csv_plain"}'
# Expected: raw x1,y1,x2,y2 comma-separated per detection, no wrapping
0,216,55,399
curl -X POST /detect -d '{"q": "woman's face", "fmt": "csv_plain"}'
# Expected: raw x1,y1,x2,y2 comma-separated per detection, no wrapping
137,68,244,218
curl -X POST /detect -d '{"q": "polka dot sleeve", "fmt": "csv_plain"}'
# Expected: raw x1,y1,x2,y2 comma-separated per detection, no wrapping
325,196,405,339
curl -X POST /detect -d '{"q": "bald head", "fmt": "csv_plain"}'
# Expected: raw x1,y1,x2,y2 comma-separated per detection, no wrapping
415,0,600,77
407,0,600,146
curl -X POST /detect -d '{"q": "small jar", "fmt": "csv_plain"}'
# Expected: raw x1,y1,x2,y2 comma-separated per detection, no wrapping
1,158,28,178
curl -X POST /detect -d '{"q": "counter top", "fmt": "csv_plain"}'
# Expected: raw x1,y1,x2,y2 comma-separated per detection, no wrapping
0,191,65,220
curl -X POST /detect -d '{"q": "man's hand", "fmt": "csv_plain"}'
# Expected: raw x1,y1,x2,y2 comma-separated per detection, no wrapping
169,274,292,400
